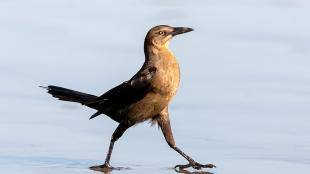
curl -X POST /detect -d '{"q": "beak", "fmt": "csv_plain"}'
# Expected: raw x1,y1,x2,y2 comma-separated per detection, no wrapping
172,27,194,36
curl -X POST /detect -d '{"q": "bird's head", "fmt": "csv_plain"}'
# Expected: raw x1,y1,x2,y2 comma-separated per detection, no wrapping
145,25,194,50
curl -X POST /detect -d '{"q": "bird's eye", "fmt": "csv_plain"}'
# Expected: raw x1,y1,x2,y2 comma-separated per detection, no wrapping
158,31,165,35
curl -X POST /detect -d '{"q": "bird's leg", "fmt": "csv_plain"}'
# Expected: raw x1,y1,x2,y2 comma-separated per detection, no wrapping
157,108,216,170
90,121,132,172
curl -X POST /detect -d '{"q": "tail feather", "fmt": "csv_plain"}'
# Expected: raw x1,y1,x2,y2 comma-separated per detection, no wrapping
41,85,98,107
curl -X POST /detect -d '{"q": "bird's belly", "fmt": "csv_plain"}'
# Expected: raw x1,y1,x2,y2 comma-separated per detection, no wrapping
126,92,170,123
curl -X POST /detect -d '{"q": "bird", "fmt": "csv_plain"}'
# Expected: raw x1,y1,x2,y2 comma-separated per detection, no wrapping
41,25,215,171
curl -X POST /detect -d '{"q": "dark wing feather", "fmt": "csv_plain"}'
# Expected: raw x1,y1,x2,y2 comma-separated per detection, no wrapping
87,66,157,120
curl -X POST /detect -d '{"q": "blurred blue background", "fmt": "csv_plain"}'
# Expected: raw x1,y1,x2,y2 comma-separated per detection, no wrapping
0,1,309,174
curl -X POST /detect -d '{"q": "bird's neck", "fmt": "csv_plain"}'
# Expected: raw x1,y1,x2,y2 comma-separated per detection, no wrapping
144,44,173,62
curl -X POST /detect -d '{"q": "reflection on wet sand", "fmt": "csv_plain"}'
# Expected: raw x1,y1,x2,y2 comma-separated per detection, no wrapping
89,165,213,174
175,168,213,174
89,165,130,174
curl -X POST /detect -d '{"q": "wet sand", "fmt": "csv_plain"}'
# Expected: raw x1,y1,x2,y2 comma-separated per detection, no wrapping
0,0,310,174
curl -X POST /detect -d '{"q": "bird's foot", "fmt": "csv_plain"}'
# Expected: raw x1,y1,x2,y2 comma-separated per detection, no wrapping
89,163,114,172
175,161,216,170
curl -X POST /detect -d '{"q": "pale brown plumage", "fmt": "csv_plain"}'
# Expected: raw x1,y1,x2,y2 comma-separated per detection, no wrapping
42,25,215,171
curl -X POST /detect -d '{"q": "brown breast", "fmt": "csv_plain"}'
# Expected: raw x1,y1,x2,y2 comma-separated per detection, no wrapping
152,51,180,99
126,50,180,123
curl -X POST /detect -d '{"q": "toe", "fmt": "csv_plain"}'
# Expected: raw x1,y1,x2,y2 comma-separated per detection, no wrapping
203,163,216,168
175,163,191,169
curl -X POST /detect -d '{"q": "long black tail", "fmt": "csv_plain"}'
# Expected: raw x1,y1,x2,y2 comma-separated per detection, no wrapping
41,85,98,108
